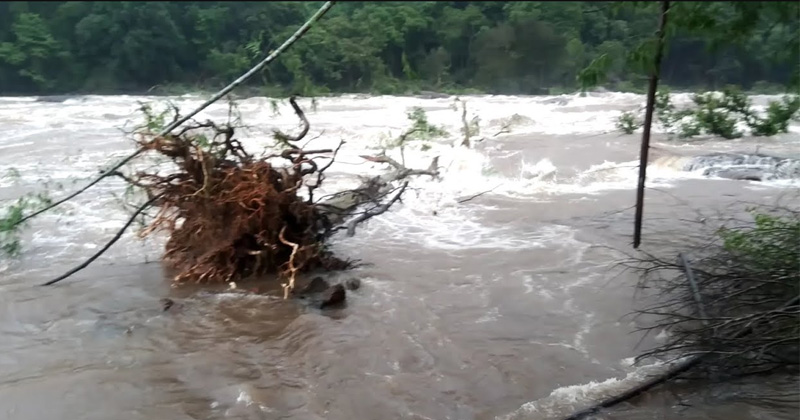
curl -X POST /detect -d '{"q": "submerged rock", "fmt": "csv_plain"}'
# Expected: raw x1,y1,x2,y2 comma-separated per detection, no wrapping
318,284,346,309
36,95,79,103
711,169,764,182
344,278,361,291
540,96,571,106
291,276,347,309
683,152,800,182
295,276,330,295
160,298,175,312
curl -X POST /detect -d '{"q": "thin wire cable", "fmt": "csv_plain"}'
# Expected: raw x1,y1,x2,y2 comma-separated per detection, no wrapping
14,1,337,227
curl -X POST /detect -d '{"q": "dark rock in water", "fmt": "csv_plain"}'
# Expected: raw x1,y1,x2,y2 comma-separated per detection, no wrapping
319,284,346,309
160,298,175,312
291,277,347,309
712,169,764,182
541,96,570,106
295,276,330,295
344,278,361,291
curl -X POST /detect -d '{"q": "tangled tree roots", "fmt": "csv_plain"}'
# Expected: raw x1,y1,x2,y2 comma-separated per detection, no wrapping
121,97,436,294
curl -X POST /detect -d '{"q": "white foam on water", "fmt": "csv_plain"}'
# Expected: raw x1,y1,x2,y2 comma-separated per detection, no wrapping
347,203,544,251
498,360,674,420
572,313,594,355
0,141,35,151
1,92,797,264
0,96,37,102
205,291,279,303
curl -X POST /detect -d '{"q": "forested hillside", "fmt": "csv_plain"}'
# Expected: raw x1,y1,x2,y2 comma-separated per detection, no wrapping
0,1,797,95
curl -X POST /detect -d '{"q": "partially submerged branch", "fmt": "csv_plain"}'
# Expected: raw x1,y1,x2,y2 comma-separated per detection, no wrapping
453,98,481,147
7,1,337,231
344,181,408,237
42,194,163,286
273,96,311,148
42,96,436,291
562,205,800,420
628,206,799,376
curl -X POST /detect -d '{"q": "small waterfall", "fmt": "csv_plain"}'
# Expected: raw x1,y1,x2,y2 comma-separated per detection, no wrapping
682,153,800,181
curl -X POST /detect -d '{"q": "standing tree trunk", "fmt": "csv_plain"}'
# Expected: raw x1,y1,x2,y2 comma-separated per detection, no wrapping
633,0,671,249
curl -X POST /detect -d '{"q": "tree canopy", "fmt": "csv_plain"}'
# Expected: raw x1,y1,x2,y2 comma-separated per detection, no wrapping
0,1,797,95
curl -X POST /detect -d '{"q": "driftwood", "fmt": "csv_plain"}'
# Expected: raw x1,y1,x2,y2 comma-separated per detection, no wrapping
316,152,438,230
43,96,436,301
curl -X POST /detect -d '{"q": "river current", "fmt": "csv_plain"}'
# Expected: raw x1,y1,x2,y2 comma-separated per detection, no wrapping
0,92,798,420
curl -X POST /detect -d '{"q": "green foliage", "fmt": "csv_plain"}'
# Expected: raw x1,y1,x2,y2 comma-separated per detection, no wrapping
687,88,799,139
652,87,694,132
628,87,800,139
380,107,448,151
719,211,800,280
748,96,800,136
136,101,176,133
579,1,798,93
404,107,448,141
690,90,745,139
578,53,610,92
676,119,702,139
0,168,66,258
269,99,281,117
0,12,61,90
0,2,795,95
655,88,676,129
0,192,53,257
615,111,641,134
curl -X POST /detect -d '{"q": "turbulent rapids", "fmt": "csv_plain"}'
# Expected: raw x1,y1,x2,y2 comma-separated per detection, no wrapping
0,92,798,420
682,152,800,181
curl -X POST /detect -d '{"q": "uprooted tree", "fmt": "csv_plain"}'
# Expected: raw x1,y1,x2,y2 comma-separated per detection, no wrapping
89,96,438,298
0,1,436,299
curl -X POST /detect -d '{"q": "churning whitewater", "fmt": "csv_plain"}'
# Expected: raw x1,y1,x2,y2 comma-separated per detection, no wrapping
0,92,798,420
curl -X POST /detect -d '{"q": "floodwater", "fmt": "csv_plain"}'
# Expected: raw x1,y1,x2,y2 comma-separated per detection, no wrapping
0,92,798,420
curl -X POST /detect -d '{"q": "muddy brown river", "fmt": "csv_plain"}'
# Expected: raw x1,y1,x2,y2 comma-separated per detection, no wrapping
0,93,798,420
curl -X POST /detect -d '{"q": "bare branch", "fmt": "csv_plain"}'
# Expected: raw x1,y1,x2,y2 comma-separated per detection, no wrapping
41,194,163,286
457,184,502,204
345,182,408,237
273,95,311,147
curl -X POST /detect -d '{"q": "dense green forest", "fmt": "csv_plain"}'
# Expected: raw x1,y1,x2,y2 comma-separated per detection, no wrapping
0,1,797,96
